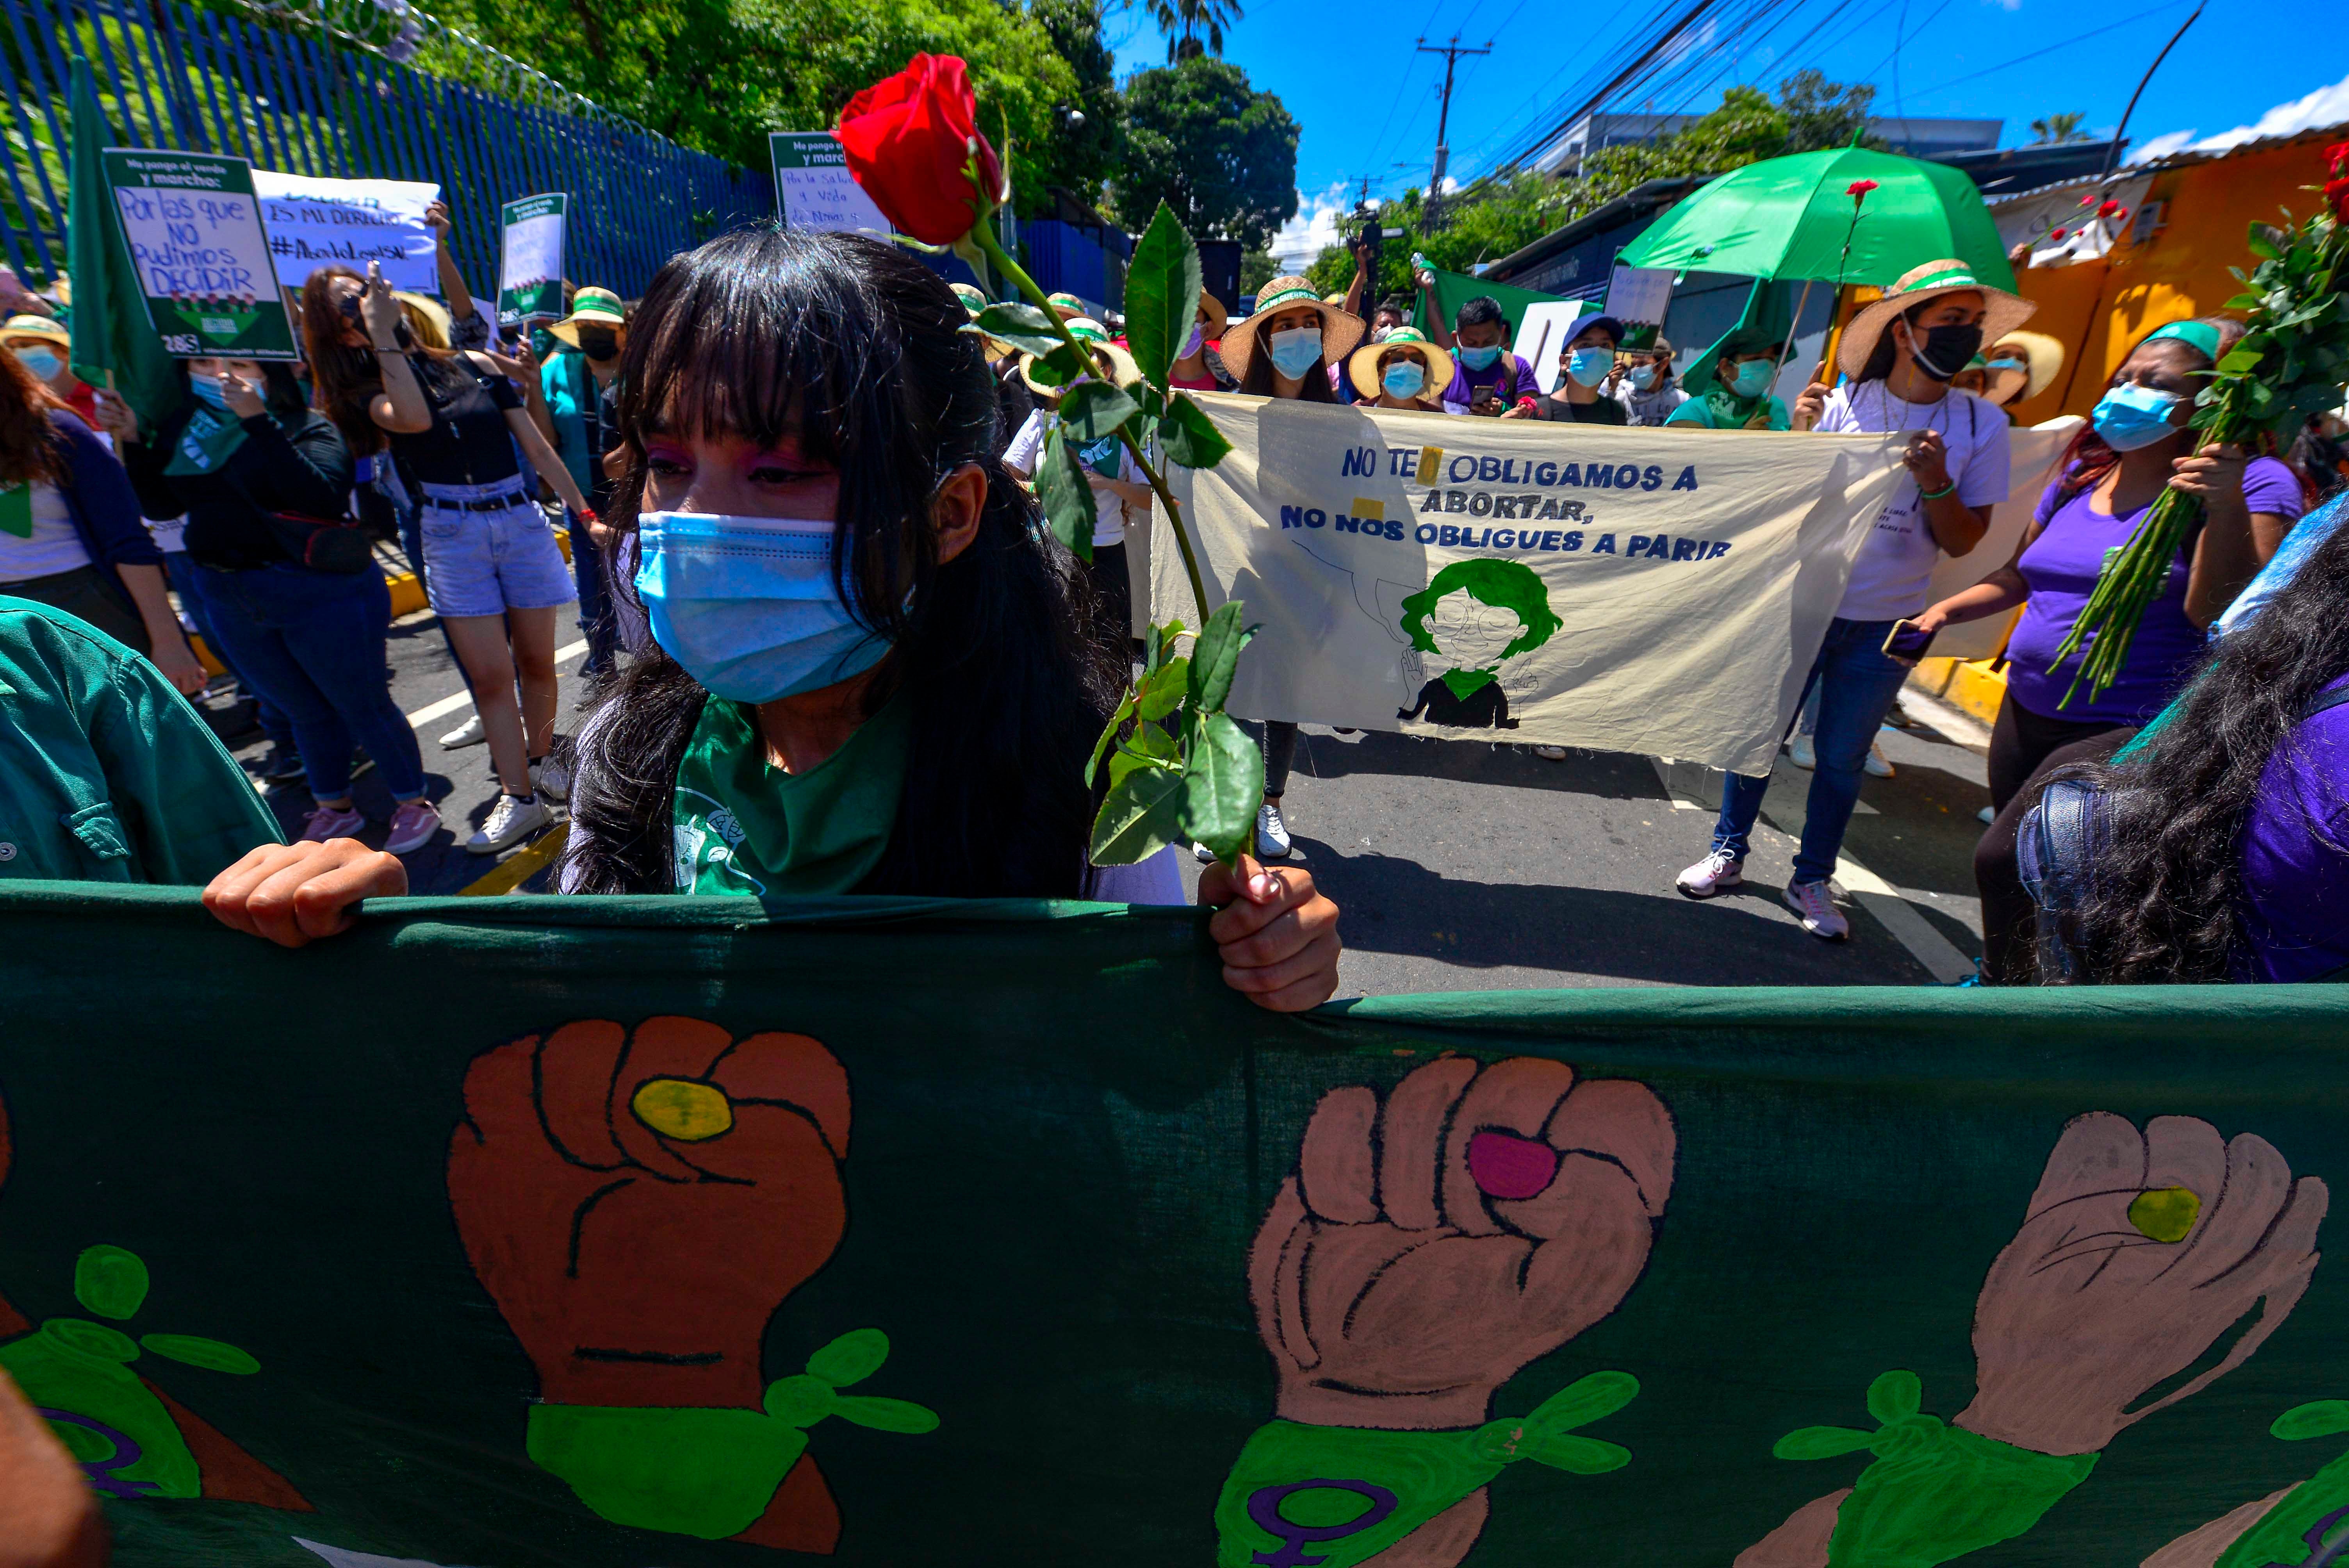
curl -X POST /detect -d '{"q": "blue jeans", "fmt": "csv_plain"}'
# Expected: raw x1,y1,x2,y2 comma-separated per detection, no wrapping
196,563,425,802
570,514,618,679
167,550,294,753
1712,617,1908,885
399,503,478,702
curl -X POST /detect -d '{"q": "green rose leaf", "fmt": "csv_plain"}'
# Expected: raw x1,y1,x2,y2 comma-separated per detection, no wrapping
806,1327,890,1388
74,1244,149,1321
1180,710,1258,860
970,303,1064,357
2224,290,2265,310
831,1395,941,1434
1773,1425,1878,1460
1161,390,1233,470
1125,201,1204,387
1037,424,1097,563
1089,764,1187,865
1866,1369,1923,1422
2246,224,2282,260
1026,342,1093,391
1061,380,1141,442
2216,347,2265,376
1109,719,1180,788
1085,689,1138,789
139,1334,259,1374
1187,599,1253,715
1136,655,1191,721
2273,1400,2349,1440
1143,619,1185,675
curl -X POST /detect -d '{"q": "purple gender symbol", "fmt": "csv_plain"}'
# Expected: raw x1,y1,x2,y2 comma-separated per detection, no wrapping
37,1408,160,1499
2262,1504,2349,1568
1246,1479,1400,1568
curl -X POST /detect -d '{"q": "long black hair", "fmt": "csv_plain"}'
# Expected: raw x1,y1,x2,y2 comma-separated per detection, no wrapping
2049,493,2349,981
561,225,1122,897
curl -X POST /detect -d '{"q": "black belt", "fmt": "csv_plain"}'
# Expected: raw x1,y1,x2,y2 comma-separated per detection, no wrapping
422,491,534,513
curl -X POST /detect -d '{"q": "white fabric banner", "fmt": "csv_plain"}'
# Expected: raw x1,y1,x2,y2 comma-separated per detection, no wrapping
1150,394,1908,776
251,171,440,293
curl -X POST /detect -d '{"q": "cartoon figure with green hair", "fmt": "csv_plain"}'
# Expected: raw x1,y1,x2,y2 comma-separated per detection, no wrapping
1395,558,1563,730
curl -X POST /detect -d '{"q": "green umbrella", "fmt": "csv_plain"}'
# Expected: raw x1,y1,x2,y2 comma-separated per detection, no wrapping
67,56,184,431
1615,146,2015,290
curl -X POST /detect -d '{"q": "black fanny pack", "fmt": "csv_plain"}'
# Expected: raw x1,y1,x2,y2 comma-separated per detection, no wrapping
261,508,374,575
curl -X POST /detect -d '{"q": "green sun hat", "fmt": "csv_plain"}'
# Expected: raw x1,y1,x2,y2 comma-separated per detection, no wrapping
548,286,626,348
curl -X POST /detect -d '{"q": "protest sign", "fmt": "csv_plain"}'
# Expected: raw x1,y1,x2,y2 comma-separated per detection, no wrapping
497,193,567,325
251,171,440,293
101,149,297,359
1511,301,1592,395
1150,396,1907,774
1603,263,1674,328
2,882,2345,1568
769,132,893,236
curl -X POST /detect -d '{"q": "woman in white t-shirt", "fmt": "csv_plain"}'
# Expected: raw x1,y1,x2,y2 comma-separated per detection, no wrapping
1675,260,2030,942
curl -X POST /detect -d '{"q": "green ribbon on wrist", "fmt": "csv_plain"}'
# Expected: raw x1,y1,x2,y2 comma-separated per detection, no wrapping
1214,1370,1637,1568
1775,1371,2096,1568
525,1327,938,1540
2214,1400,2349,1568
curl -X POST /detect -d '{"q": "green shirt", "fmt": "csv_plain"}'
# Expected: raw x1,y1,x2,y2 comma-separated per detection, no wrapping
1663,394,1791,431
0,596,283,884
670,694,912,896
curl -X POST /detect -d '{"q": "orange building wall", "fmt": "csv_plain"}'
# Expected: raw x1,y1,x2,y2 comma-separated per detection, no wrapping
2008,130,2340,423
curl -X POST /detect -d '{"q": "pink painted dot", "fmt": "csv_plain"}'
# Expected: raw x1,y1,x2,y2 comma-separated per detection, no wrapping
1468,1131,1559,1200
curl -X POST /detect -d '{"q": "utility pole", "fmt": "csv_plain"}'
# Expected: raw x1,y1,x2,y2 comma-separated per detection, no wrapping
1417,34,1491,229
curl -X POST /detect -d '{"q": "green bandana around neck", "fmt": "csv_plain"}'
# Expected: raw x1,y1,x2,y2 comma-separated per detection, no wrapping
162,405,251,477
0,480,30,539
671,693,913,897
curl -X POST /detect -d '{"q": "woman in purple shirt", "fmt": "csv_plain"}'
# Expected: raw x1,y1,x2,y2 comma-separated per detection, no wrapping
1916,318,2307,979
2035,505,2349,982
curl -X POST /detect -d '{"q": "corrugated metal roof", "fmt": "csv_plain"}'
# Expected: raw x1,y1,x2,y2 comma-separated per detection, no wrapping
2130,118,2349,173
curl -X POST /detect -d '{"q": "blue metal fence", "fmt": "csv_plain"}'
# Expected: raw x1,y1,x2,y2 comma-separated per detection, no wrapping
0,0,772,300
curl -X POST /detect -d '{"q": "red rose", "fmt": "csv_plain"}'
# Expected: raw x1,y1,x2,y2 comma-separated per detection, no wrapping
2328,174,2349,223
2097,199,2122,217
836,54,1005,246
2051,228,2068,242
2328,141,2349,177
1846,178,1879,201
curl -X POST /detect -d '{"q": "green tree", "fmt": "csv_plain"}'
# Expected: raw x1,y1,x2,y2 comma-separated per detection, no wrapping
2030,112,2089,144
1117,57,1298,249
1026,0,1124,212
1145,0,1242,61
1776,69,1878,152
1240,248,1278,292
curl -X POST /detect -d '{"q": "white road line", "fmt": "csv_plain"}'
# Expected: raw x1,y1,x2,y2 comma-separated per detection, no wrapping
405,640,589,730
1648,755,1977,983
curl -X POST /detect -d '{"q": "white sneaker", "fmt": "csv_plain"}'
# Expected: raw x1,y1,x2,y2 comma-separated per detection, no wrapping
1256,802,1292,859
440,712,486,750
466,794,551,855
1788,732,1816,770
1534,745,1567,761
1864,741,1895,779
1675,850,1743,899
1783,880,1850,941
531,755,570,803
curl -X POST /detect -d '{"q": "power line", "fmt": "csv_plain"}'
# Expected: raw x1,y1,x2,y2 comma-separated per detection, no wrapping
1903,0,2195,98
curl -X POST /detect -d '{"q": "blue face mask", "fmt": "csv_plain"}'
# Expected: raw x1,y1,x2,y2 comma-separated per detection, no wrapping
1729,360,1776,399
188,375,230,410
1458,343,1501,371
1566,346,1613,388
1381,361,1426,399
1267,327,1322,380
12,347,61,383
1629,364,1658,390
1180,323,1204,359
2091,381,2183,451
634,512,894,704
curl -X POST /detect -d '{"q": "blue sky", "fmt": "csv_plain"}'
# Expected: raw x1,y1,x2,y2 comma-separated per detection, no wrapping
1101,0,2349,269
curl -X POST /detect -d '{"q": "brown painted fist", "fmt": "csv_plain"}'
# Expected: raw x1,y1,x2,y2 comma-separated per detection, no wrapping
1248,1056,1675,1431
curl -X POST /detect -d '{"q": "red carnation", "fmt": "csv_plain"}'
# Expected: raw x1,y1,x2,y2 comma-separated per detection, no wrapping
1846,178,1878,202
2051,228,2068,242
2098,199,2123,217
836,54,1005,246
2079,192,2098,206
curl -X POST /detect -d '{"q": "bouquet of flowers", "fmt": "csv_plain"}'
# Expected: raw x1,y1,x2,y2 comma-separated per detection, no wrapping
2053,142,2349,704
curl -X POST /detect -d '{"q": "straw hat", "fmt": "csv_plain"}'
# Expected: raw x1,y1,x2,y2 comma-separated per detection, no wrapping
1347,326,1454,401
1836,259,2035,381
1020,317,1141,395
949,282,988,315
1219,276,1365,387
1046,292,1087,320
1984,329,2064,404
392,290,454,351
1194,290,1230,343
547,285,626,348
2,313,69,349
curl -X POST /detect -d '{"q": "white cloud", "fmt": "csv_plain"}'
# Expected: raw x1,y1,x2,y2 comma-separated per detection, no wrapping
2128,66,2349,162
1269,182,1352,275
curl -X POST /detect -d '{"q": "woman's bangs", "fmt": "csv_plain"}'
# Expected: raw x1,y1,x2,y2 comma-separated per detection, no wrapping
631,246,854,467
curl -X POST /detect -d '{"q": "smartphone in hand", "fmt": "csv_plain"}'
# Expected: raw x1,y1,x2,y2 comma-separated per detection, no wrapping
1882,618,1937,666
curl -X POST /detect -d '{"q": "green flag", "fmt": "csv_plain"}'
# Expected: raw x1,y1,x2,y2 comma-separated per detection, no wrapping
66,56,183,431
1,880,2346,1567
1408,260,1566,343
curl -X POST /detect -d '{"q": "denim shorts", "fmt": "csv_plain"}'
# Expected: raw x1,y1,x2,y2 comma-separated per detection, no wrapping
418,495,576,619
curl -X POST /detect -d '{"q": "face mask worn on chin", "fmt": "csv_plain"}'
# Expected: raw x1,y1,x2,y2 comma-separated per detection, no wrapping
1729,360,1776,399
1180,324,1205,358
1458,343,1501,371
1907,322,1985,383
12,347,61,383
1629,365,1658,391
635,512,895,704
1382,361,1427,399
2091,382,2184,452
1267,327,1323,380
1566,347,1613,388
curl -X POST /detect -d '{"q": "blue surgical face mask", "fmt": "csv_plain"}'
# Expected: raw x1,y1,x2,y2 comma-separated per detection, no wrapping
1382,360,1426,399
1628,364,1658,390
188,375,230,410
1729,359,1776,399
1567,346,1613,388
1267,327,1322,380
12,347,61,382
1458,343,1501,371
634,512,894,704
2091,381,2183,451
1985,357,2027,374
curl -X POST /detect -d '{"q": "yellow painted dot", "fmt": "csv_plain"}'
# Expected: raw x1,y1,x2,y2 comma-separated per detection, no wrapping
2128,1186,2201,1243
631,1079,734,1142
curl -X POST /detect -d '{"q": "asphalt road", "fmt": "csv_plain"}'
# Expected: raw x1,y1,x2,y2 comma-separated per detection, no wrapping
203,596,1994,986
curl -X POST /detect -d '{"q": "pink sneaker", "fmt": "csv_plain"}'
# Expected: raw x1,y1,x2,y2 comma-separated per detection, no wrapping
384,798,443,855
300,804,366,843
